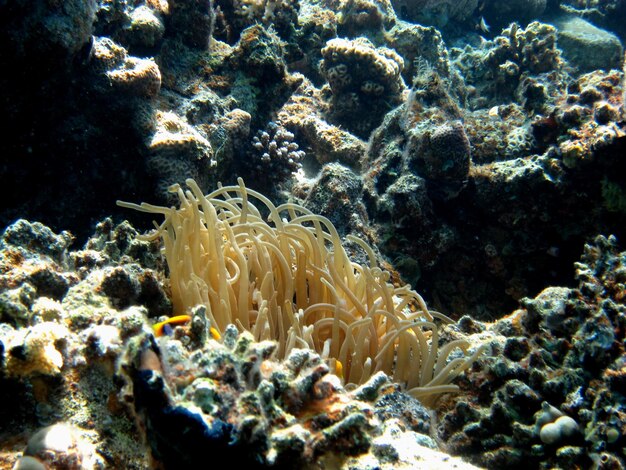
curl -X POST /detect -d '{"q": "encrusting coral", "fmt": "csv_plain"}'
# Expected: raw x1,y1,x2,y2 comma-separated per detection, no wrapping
118,178,484,407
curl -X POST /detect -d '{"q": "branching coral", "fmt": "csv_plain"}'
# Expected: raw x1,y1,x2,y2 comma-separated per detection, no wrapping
118,179,483,406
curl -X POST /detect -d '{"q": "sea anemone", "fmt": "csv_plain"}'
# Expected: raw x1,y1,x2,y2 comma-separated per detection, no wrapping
118,178,483,407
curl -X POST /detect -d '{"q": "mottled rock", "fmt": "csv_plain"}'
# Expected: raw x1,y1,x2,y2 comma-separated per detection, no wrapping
2,220,73,264
555,17,624,72
303,163,366,236
147,111,215,199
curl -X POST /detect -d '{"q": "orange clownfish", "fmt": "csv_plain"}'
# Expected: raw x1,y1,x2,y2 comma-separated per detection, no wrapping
152,315,222,341
152,315,192,337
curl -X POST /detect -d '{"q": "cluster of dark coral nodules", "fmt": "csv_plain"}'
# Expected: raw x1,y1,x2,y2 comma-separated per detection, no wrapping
439,235,626,469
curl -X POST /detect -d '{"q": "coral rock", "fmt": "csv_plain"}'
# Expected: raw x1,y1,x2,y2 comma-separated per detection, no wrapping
321,37,405,136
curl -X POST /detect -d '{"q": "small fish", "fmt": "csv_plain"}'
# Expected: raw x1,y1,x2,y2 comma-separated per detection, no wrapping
479,16,490,33
153,315,192,337
209,327,221,341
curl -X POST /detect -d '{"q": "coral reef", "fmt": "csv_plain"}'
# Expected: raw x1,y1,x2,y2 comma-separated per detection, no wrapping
461,105,532,163
355,17,625,319
544,69,625,169
213,0,301,44
123,324,483,468
147,111,215,199
2,0,624,320
300,163,368,237
337,0,397,40
167,0,216,49
277,77,367,171
0,218,484,469
0,4,160,239
0,220,167,469
405,120,471,200
95,2,167,56
384,21,455,84
2,0,626,467
1,0,98,66
451,21,566,109
93,38,162,99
